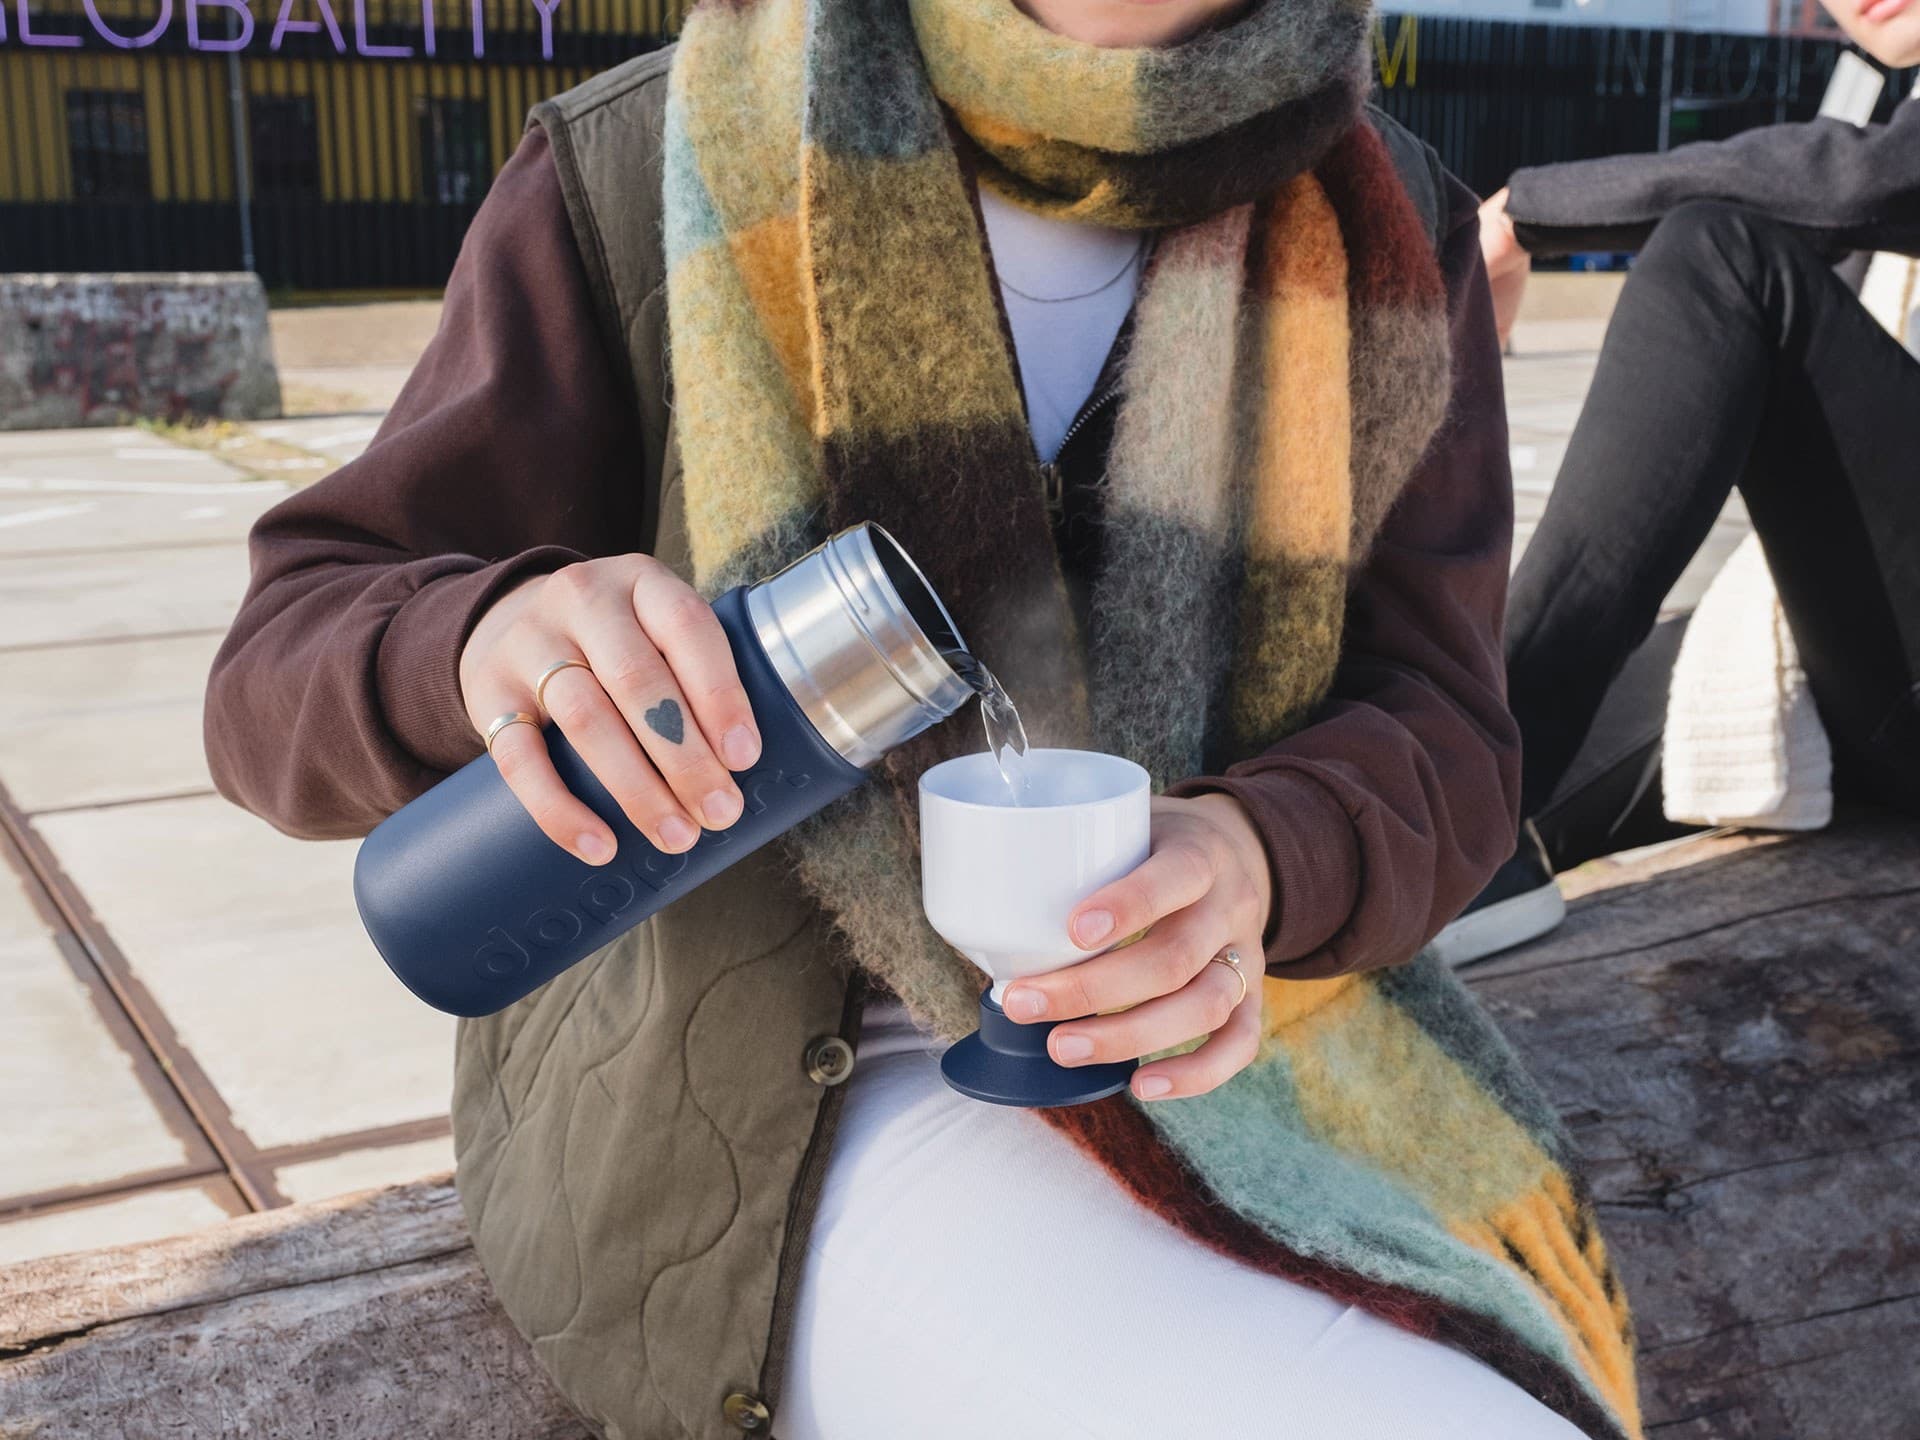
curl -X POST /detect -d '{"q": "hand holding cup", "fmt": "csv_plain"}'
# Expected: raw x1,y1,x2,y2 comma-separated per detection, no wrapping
920,751,1270,1106
999,792,1272,1103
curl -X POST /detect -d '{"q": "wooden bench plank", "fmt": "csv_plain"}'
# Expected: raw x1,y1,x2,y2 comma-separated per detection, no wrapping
0,1177,468,1348
0,1179,588,1439
1471,816,1920,1434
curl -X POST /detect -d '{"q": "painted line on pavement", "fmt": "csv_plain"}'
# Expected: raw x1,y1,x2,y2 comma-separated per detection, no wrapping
113,446,219,463
0,502,99,529
0,476,289,496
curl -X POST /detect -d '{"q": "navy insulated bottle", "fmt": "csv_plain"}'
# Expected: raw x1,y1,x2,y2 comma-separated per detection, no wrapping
352,523,972,1017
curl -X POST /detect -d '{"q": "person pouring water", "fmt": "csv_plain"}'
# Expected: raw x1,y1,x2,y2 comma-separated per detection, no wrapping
202,0,1646,1431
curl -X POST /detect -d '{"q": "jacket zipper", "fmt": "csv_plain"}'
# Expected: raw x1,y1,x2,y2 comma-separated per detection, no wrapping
1039,384,1119,516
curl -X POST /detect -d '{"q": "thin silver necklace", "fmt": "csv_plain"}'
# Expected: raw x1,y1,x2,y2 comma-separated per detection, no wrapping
993,236,1147,304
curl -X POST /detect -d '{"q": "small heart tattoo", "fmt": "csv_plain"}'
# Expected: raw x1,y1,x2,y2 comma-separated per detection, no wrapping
644,698,685,745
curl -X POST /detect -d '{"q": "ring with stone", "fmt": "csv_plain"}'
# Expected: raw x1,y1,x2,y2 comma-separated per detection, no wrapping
1208,947,1249,1009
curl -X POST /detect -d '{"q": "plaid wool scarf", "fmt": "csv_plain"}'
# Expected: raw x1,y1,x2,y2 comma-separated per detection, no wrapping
663,0,1641,1434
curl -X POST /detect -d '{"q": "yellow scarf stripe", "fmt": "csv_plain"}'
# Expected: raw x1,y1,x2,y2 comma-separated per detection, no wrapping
800,146,1027,440
1280,981,1559,1218
1246,174,1353,567
1221,175,1353,746
907,0,1144,152
664,234,817,588
1543,1170,1637,1351
728,211,815,428
674,0,805,231
666,0,816,587
1279,973,1641,1425
1260,970,1358,1035
1455,1199,1644,1435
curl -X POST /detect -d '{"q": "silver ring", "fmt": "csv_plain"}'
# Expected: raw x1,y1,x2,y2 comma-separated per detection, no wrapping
484,710,541,754
1208,947,1249,1009
533,658,592,716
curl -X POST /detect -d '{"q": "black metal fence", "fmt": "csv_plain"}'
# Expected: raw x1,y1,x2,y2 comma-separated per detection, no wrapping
1374,18,1913,199
1,9,1912,291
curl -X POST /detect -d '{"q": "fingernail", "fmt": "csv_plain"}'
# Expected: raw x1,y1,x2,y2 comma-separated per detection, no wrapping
1004,988,1048,1021
721,725,760,771
578,832,615,865
1136,1075,1174,1100
658,816,698,851
1075,910,1115,946
702,788,742,829
1052,1033,1094,1064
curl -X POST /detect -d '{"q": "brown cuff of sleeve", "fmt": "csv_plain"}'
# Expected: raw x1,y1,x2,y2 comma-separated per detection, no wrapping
375,545,589,775
1163,769,1361,971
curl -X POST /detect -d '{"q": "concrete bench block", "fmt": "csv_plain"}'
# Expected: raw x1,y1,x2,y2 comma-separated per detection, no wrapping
0,273,282,431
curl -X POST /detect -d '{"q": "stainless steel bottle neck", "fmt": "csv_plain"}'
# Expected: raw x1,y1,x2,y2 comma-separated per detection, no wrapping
746,524,974,769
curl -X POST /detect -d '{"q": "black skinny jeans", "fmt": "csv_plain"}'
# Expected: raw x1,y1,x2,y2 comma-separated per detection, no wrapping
1507,201,1920,854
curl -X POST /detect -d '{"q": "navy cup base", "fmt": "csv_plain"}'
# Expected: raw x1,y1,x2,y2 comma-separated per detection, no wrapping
939,990,1136,1108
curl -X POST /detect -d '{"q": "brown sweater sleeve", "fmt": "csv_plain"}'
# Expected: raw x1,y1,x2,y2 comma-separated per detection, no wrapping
202,127,645,840
1164,171,1522,979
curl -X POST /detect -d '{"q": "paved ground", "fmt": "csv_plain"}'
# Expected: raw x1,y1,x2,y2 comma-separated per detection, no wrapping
271,299,441,418
0,278,1752,1264
0,428,454,1265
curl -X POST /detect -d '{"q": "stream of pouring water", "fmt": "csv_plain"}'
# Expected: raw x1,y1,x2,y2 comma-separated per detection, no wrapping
940,649,1032,806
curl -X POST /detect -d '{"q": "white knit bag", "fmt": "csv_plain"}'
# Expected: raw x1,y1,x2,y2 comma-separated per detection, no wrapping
1662,532,1833,830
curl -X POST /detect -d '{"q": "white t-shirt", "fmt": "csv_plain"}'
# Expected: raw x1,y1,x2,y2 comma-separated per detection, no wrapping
977,184,1146,462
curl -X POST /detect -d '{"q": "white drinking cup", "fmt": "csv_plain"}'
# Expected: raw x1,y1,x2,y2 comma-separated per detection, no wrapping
920,748,1151,1004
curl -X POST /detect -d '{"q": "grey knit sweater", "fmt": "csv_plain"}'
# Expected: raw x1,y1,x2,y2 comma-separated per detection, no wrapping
1507,91,1920,268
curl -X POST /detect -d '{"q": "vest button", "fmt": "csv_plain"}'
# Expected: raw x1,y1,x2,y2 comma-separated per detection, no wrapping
722,1391,771,1430
804,1035,855,1086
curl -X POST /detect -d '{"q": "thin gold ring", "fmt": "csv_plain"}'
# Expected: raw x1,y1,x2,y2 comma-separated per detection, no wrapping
484,710,542,755
533,658,593,716
1209,947,1249,1009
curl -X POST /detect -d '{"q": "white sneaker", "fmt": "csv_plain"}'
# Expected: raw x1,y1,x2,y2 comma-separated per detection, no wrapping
1429,821,1565,969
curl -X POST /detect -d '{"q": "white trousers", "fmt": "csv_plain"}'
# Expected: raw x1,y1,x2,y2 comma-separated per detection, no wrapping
778,1000,1587,1440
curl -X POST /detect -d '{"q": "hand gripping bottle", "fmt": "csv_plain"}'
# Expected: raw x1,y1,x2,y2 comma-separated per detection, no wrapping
352,523,972,1017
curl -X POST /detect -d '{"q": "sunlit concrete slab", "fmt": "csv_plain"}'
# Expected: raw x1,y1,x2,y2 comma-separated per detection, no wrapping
1503,395,1591,437
1506,317,1611,354
0,864,193,1202
274,1135,455,1205
279,368,415,419
4,632,225,813
0,427,154,462
32,794,455,1151
248,415,385,464
1502,350,1601,424
0,484,287,555
0,447,250,490
0,542,251,647
1508,437,1568,498
0,1181,236,1267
